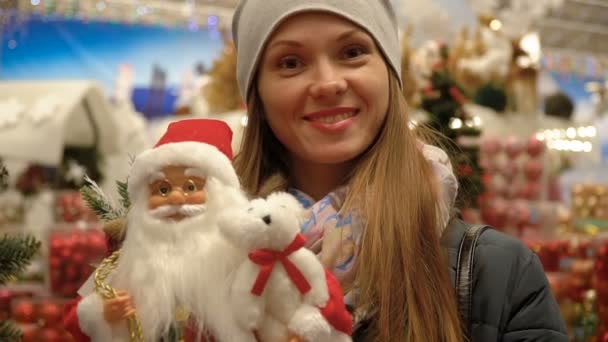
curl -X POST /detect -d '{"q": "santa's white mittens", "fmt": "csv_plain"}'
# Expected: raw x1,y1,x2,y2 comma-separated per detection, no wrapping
288,304,332,342
76,293,114,341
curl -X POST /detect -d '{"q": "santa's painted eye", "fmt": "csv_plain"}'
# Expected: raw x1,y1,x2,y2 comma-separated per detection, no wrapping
183,179,198,194
158,181,172,197
247,207,253,212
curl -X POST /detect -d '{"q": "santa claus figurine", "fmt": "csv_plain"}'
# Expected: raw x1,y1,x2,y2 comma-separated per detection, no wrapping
63,119,250,342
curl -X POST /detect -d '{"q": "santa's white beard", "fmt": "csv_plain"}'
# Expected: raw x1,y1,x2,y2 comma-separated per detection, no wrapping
113,179,250,341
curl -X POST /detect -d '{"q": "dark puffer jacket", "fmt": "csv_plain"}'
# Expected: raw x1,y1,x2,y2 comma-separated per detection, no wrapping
353,218,568,341
444,218,567,341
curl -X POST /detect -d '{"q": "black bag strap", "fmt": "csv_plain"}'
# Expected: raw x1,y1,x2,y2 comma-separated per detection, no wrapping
455,224,489,338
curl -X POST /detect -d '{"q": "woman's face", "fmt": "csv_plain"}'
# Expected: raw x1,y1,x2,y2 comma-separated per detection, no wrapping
257,12,389,165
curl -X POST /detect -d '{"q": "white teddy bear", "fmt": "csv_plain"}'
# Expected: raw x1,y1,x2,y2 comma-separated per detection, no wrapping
217,192,352,342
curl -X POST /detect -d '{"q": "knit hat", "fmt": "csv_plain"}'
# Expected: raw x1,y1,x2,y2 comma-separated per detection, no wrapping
128,119,239,200
232,0,401,101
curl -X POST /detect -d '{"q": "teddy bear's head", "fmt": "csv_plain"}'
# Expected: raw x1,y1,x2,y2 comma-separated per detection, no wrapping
218,192,305,251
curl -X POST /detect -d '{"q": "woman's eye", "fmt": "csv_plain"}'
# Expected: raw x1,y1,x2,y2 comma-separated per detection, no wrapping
279,56,302,69
343,45,368,59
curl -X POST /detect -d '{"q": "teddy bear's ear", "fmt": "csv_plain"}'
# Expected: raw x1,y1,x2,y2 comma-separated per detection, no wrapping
267,192,303,212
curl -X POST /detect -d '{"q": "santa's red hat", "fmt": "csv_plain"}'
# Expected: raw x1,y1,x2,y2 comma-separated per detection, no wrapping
128,119,239,199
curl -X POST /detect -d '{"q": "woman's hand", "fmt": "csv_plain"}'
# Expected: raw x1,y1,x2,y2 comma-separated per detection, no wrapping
102,290,135,323
288,333,302,342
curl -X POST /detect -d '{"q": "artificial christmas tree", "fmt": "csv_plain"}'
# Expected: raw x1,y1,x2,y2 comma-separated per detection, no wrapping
419,44,484,209
0,161,41,342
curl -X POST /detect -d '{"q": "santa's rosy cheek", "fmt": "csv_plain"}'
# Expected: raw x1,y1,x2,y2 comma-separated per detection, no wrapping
186,191,206,205
148,195,168,209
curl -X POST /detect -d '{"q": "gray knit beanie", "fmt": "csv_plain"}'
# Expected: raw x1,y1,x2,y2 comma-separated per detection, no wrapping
232,0,401,102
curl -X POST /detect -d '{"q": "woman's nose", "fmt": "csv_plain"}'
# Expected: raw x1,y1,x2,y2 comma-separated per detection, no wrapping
308,60,347,99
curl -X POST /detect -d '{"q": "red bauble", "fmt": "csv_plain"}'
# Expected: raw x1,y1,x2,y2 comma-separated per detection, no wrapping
493,199,509,228
524,160,544,182
65,266,79,281
0,289,12,312
71,252,86,267
39,301,62,327
522,182,542,200
38,327,62,342
80,264,93,279
505,136,525,159
481,137,502,155
49,257,62,270
60,283,75,297
501,161,519,180
49,236,64,254
60,247,72,260
87,233,107,256
526,136,545,157
11,301,36,324
19,325,38,342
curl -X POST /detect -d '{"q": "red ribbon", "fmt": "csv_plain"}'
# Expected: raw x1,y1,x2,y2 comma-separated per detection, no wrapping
248,233,311,296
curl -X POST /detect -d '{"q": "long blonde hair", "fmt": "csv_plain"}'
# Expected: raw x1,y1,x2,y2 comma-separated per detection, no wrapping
234,72,463,341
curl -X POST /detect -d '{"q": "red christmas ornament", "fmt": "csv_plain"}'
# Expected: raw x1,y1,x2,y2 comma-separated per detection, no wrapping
11,301,36,324
481,137,502,155
39,301,62,327
72,252,86,267
60,246,72,259
49,257,61,270
87,232,107,256
20,325,38,342
65,266,79,281
0,289,12,313
501,161,519,180
526,136,545,157
521,182,542,200
60,283,75,297
38,327,62,342
80,264,94,279
505,137,524,159
49,236,64,255
524,160,544,182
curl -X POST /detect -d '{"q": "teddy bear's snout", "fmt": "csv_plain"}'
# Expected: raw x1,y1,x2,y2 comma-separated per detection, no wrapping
262,215,272,225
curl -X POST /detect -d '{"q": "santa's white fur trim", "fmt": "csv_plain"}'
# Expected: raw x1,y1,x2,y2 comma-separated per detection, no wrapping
77,293,114,341
128,142,239,199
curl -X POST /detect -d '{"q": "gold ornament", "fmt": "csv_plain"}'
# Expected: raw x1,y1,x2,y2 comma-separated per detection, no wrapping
95,250,144,342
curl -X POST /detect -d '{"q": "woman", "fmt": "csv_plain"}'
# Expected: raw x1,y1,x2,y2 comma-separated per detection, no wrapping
231,0,567,341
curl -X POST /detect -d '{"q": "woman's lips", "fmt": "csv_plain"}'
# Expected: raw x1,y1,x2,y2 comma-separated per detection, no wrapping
303,107,360,132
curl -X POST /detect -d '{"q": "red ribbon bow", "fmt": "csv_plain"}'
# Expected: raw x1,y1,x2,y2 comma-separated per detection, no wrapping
248,233,312,296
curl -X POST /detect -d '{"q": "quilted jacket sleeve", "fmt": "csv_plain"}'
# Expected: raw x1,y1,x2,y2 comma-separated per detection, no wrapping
502,253,568,342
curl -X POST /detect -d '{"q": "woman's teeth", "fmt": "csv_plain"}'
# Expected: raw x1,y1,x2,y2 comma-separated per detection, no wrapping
311,112,356,124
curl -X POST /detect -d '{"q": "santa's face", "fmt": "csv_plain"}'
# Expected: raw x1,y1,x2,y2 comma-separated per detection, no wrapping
147,165,207,221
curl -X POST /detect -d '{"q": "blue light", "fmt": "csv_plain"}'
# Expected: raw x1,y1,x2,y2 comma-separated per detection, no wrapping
31,0,41,5
188,20,199,32
207,15,218,26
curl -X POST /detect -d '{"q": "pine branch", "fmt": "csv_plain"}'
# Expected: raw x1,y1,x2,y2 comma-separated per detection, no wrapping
116,180,131,211
80,175,123,221
0,320,22,342
0,235,40,285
